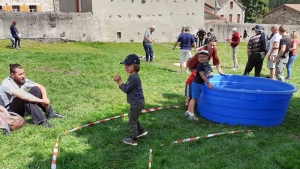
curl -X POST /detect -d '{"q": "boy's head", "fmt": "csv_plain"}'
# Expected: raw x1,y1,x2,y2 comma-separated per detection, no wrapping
120,54,140,72
196,50,209,64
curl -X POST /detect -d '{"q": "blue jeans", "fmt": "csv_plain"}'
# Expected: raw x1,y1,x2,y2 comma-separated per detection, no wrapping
286,55,297,78
143,42,153,61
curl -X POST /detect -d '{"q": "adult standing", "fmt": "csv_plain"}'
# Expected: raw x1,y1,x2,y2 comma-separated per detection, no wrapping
203,32,211,46
243,30,248,40
143,26,156,62
286,31,299,80
274,25,291,82
266,25,282,79
10,21,21,50
209,28,214,36
196,28,206,47
227,28,240,70
173,26,196,73
243,25,266,77
1,63,66,128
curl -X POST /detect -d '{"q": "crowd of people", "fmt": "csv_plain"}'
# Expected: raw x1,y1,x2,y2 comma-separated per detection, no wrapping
0,24,298,146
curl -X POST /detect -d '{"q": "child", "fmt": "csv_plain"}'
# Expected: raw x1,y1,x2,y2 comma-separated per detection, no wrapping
114,54,147,146
184,50,214,121
184,64,197,108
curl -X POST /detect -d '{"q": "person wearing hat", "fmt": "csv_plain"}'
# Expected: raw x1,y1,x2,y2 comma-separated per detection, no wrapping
184,50,214,121
243,24,267,77
273,25,291,82
227,27,240,70
114,54,147,146
173,26,197,73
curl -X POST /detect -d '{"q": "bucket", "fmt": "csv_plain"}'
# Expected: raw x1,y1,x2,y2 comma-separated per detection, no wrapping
198,74,297,126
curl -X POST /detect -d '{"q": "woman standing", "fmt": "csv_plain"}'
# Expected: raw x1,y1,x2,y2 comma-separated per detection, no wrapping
10,21,21,50
286,31,299,80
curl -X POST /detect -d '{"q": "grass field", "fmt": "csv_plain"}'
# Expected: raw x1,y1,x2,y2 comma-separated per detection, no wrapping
0,39,299,169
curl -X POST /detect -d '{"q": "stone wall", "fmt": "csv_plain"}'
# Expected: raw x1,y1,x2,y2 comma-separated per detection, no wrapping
264,8,300,25
91,0,204,42
203,22,300,43
0,12,94,41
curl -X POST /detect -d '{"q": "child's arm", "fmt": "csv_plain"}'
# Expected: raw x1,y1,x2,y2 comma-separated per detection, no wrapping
114,75,123,85
199,72,214,89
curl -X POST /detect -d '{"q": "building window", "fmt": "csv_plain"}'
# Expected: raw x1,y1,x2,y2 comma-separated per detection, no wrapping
12,5,20,12
229,14,232,22
237,14,240,23
220,14,224,17
230,2,233,9
76,0,82,12
29,5,37,12
117,32,122,38
0,6,2,11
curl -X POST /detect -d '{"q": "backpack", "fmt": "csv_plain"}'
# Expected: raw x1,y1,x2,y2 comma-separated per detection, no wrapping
0,112,26,135
260,32,269,53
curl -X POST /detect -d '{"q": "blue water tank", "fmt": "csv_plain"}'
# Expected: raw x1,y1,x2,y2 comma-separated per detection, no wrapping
198,74,297,127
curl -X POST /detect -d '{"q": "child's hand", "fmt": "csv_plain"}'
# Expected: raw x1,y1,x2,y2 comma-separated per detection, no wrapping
114,75,121,82
207,83,214,89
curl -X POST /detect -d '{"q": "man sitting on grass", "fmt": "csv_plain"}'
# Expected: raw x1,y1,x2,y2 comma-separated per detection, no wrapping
0,63,66,128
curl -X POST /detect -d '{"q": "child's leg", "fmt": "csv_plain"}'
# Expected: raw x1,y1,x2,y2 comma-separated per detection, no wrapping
187,98,196,116
128,104,144,140
185,96,190,106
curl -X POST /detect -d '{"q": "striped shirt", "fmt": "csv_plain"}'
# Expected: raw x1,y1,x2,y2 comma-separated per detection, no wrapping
248,34,262,54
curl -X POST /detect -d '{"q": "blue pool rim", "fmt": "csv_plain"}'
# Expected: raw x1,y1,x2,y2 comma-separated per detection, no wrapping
197,74,298,127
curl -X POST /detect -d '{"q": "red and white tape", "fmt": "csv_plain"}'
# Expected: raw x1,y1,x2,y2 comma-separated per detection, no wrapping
51,106,179,169
148,130,253,168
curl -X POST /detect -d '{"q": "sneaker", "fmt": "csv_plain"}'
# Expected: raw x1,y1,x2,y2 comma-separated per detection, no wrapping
183,111,190,117
123,138,137,146
188,115,199,121
137,129,148,138
285,77,291,80
48,112,67,118
232,68,236,71
40,120,53,128
186,70,189,74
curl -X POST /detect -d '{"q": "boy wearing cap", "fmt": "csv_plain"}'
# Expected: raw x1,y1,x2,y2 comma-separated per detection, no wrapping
184,50,214,121
114,54,147,146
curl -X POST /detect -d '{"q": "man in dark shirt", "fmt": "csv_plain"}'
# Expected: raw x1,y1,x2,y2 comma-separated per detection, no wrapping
196,28,206,47
274,25,291,82
243,24,265,77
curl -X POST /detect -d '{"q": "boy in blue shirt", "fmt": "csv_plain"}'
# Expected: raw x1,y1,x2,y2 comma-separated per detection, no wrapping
184,50,214,121
114,54,147,146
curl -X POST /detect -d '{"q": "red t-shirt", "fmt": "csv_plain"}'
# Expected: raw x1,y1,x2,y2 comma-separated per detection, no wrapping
185,70,197,85
291,39,299,55
231,32,240,47
187,46,220,70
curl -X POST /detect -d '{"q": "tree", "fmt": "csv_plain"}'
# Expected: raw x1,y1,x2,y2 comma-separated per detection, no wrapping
239,0,268,23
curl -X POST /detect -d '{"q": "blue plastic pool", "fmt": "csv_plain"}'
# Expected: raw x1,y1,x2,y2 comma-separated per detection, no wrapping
197,74,297,127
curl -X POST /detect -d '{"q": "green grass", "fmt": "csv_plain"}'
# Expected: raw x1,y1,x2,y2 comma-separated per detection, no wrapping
0,39,299,169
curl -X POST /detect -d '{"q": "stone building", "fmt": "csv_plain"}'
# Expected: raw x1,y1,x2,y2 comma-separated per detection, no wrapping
0,0,60,12
58,0,204,42
205,0,246,23
263,4,300,25
1,0,206,42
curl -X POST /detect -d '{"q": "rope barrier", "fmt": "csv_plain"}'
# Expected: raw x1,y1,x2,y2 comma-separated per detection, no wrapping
148,130,253,169
51,106,179,169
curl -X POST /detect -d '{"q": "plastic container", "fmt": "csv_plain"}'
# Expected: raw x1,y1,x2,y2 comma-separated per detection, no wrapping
198,74,297,126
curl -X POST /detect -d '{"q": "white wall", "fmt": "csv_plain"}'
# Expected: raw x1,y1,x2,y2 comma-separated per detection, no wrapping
91,0,204,42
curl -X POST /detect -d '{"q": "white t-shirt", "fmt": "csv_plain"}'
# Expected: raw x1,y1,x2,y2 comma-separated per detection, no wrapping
267,33,282,56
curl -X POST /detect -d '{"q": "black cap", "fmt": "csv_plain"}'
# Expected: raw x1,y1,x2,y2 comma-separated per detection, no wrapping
120,54,140,65
252,24,264,32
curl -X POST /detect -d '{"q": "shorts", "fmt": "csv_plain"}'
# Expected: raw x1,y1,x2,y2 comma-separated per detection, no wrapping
180,49,191,63
185,84,192,97
191,82,203,99
267,55,276,68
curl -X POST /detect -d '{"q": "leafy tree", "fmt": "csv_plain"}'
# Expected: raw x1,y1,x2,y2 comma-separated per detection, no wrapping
239,0,268,23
